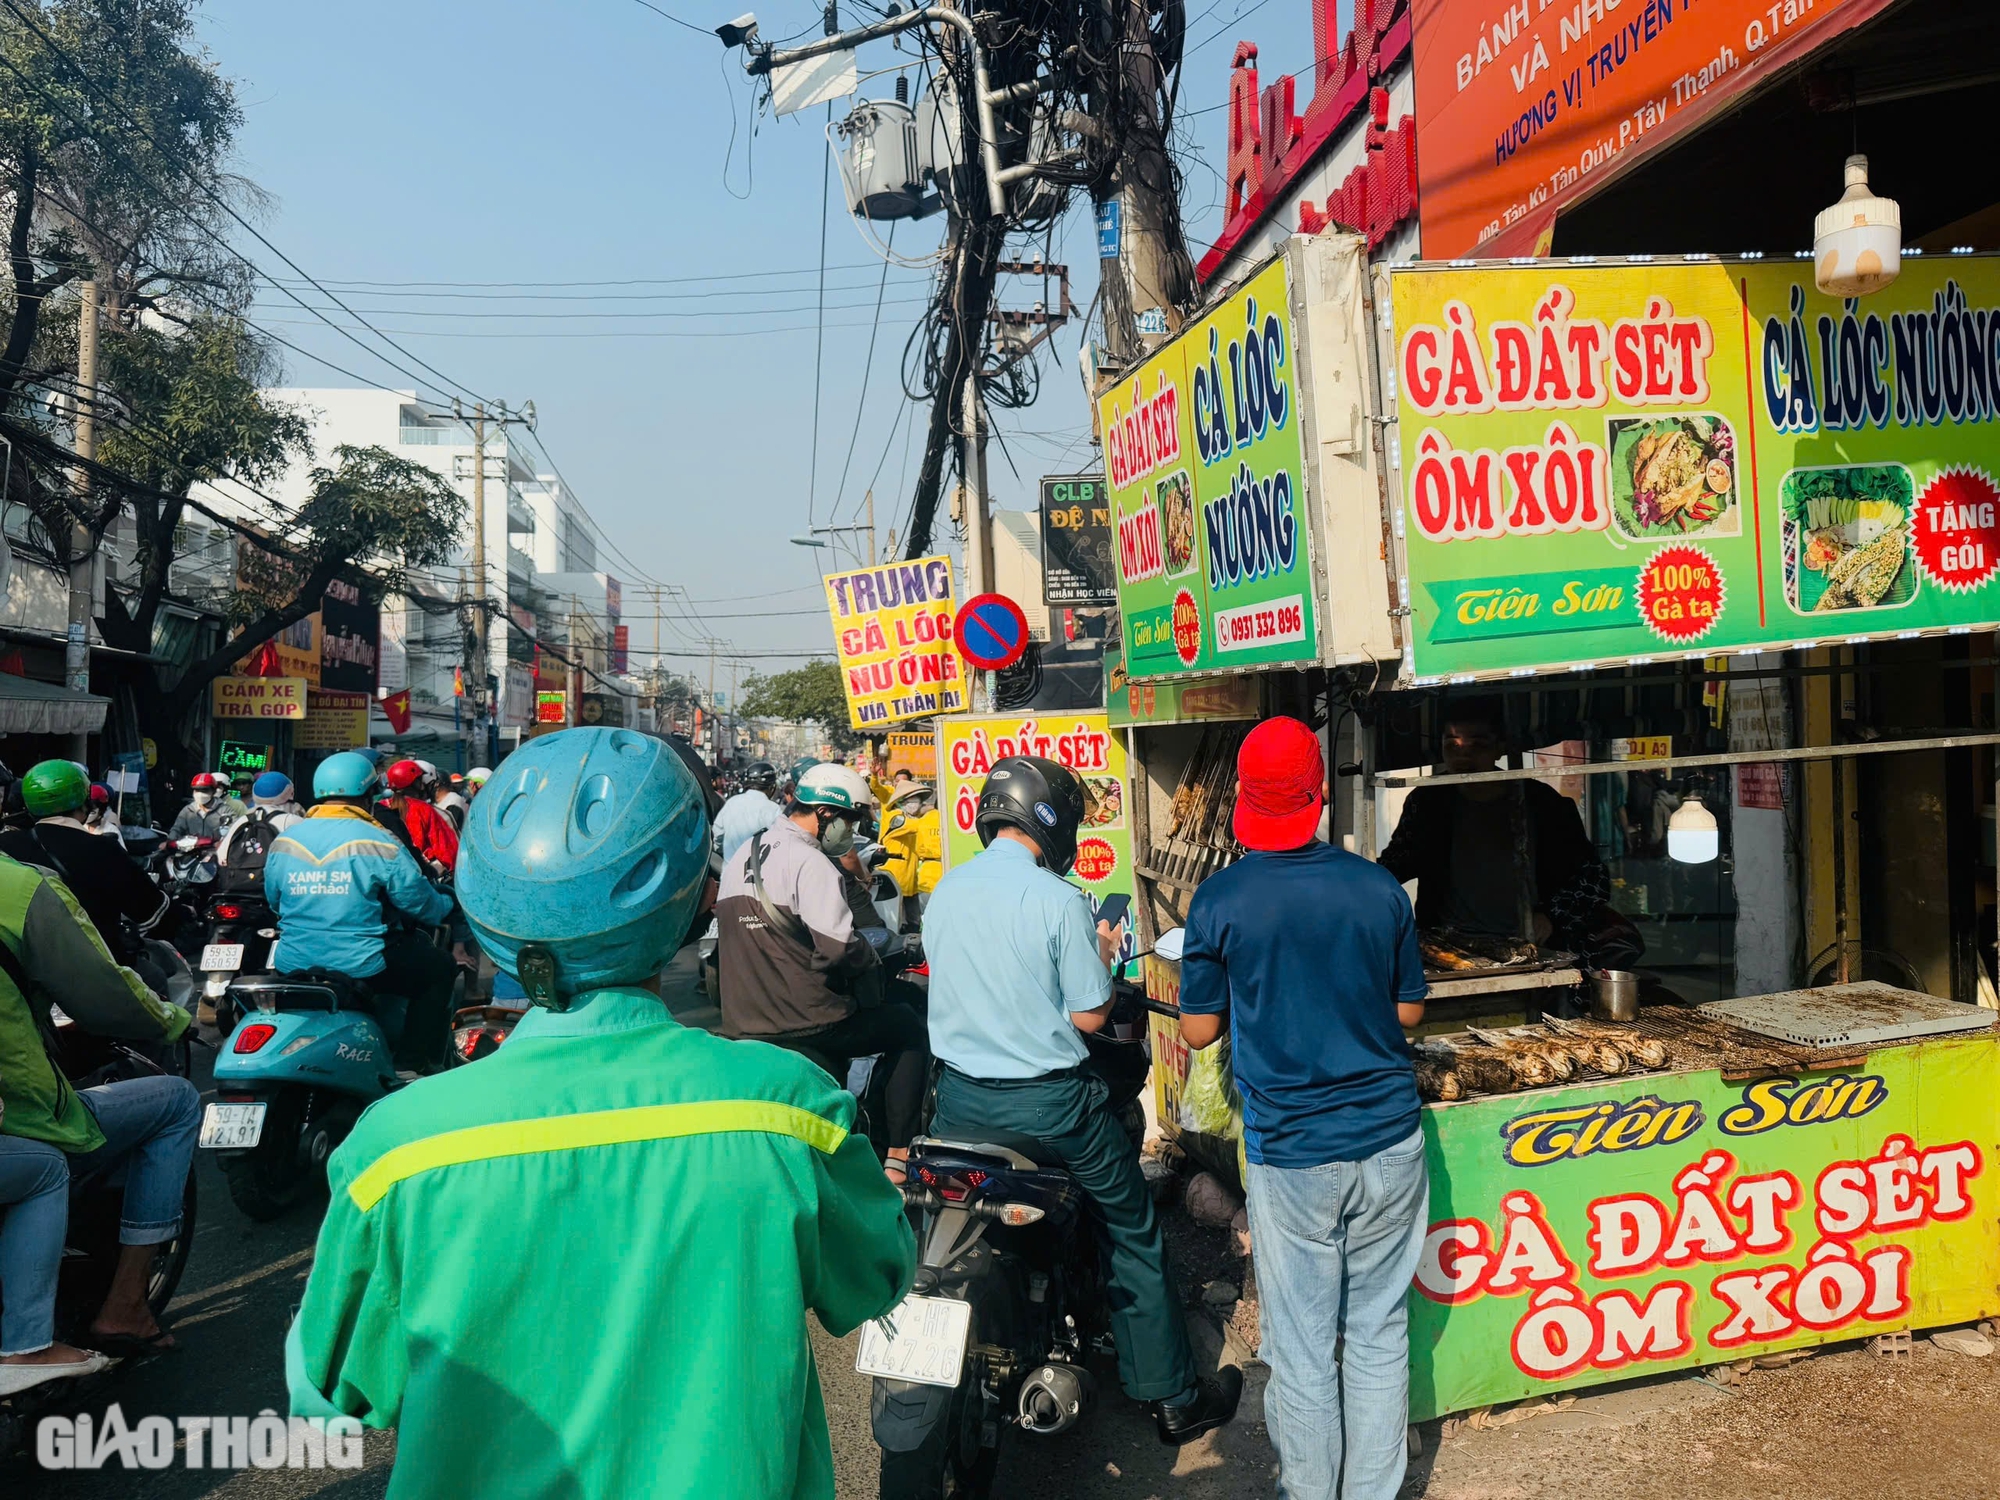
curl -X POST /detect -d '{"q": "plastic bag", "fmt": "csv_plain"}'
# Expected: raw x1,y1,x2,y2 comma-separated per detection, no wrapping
1178,1029,1243,1141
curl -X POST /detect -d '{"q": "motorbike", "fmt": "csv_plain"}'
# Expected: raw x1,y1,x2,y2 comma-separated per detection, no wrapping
193,889,276,1033
0,1013,199,1455
862,985,1155,1499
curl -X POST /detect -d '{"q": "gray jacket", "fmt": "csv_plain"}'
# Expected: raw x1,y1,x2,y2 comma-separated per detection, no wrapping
715,815,877,1037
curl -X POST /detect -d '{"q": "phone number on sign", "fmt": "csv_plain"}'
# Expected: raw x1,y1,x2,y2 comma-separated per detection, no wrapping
1213,596,1307,652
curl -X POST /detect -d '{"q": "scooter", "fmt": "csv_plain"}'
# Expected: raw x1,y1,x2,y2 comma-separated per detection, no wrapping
205,969,412,1221
194,890,276,1032
0,1017,199,1456
865,1000,1152,1499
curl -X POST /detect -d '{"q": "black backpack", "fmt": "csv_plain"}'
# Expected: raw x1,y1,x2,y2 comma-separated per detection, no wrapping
218,811,280,894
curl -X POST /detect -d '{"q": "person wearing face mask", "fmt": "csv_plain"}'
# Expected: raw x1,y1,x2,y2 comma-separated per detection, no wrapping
716,764,928,1182
168,772,232,841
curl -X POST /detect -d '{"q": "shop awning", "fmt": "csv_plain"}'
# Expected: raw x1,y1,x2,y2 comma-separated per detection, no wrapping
0,671,110,737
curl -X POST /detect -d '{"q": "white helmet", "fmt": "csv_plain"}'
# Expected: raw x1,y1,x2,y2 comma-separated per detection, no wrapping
465,766,493,786
797,762,876,811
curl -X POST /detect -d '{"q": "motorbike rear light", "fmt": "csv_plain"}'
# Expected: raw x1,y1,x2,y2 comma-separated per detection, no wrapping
214,903,243,920
233,1023,278,1054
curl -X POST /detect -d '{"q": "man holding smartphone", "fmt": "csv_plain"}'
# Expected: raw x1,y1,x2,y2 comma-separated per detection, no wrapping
923,756,1242,1446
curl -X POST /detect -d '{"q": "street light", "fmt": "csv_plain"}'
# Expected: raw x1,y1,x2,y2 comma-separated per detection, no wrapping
791,522,876,564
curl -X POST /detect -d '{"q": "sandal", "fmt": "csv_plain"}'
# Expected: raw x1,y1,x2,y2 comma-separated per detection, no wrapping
85,1327,178,1359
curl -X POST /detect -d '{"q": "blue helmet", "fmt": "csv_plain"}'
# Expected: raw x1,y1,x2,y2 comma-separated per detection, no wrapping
251,771,294,803
314,751,380,800
457,727,710,1003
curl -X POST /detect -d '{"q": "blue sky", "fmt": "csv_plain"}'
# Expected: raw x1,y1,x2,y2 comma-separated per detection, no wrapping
197,0,1319,670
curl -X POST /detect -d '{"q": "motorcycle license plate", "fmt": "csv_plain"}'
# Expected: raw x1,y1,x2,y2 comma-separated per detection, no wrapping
201,943,246,972
854,1295,972,1388
199,1102,266,1150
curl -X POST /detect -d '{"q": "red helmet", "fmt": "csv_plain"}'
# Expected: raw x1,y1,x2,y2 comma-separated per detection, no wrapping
384,759,427,793
88,783,111,806
191,772,221,790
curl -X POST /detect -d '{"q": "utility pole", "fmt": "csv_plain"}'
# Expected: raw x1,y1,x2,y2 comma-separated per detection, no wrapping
1092,0,1191,364
706,640,718,765
453,398,534,767
64,279,97,752
865,488,875,564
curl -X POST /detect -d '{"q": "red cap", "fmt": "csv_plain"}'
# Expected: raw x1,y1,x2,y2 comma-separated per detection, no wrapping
1232,716,1325,851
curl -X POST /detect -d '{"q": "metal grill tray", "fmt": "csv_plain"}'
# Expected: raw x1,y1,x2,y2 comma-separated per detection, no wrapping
1697,983,1998,1049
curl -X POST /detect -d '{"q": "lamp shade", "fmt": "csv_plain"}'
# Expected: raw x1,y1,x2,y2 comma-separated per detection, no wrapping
1815,154,1901,297
1667,792,1719,864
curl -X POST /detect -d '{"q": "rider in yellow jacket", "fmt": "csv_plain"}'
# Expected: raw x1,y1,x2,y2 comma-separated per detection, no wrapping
878,783,943,898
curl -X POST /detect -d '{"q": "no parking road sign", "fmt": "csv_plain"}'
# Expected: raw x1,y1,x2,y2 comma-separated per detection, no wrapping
953,593,1030,671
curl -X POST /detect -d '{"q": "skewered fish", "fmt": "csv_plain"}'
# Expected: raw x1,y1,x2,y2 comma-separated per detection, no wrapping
1465,1026,1574,1085
1412,1039,1520,1101
1420,927,1540,972
1534,1017,1630,1074
1545,1015,1668,1070
1815,526,1907,610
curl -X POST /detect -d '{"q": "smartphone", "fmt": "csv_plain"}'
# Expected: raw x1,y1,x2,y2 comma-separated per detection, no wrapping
1094,893,1132,931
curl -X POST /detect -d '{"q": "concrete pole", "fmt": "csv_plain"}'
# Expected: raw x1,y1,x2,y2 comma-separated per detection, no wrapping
961,370,995,711
469,403,489,754
65,280,98,754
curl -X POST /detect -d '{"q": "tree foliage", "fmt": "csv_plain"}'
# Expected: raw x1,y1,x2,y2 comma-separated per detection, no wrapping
738,660,859,751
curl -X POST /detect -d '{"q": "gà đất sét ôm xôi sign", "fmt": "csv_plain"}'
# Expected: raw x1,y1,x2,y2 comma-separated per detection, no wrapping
1099,256,1319,680
1390,257,2000,680
823,554,967,731
1408,1031,1999,1420
937,713,1137,970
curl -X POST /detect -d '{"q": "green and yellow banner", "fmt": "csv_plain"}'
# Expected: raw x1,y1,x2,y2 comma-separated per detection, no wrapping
1410,1035,2000,1418
1098,257,1319,680
1391,257,2000,678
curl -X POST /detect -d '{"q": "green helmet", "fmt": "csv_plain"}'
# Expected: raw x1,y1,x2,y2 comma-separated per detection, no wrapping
22,759,89,817
786,756,820,790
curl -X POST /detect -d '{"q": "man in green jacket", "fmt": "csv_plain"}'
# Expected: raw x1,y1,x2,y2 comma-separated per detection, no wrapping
288,727,916,1499
0,849,198,1384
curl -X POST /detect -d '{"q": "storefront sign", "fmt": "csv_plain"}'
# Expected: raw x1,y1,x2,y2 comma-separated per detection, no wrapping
320,580,380,695
1392,257,2000,678
1410,1036,1999,1418
535,690,567,725
938,713,1136,966
1100,257,1319,681
822,555,966,729
272,613,323,687
1104,641,1263,728
296,690,371,751
1040,474,1116,604
884,731,937,781
1411,0,1888,258
217,741,271,775
212,677,306,720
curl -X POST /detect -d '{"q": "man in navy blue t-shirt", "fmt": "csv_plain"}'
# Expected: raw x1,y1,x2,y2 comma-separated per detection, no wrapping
1179,715,1428,1500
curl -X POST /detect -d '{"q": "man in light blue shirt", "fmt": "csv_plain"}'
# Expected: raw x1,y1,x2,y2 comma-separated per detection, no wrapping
922,756,1241,1448
712,761,783,866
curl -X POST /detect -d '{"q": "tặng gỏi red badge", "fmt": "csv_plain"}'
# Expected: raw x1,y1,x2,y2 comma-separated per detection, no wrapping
1636,544,1724,644
1914,467,2000,593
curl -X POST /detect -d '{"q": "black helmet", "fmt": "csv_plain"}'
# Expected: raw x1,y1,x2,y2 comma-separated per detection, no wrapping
743,760,778,795
975,756,1086,877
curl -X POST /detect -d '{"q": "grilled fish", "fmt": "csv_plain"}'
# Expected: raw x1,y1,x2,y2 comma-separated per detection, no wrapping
1546,1016,1668,1070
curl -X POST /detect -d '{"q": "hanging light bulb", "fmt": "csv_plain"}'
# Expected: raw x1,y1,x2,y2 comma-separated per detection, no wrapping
1668,792,1719,864
1815,154,1901,297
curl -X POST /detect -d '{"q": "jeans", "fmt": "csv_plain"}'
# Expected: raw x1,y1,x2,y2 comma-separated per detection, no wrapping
377,929,460,1070
70,1075,201,1246
0,1135,69,1355
1244,1125,1430,1500
768,1000,930,1148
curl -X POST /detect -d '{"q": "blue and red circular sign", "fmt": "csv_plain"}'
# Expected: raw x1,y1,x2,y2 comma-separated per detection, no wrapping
953,592,1030,671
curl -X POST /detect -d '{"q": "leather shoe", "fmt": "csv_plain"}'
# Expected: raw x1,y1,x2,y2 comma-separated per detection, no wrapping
1150,1365,1244,1446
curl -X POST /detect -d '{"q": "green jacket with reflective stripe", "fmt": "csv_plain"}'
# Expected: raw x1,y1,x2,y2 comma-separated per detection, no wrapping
0,853,190,1152
287,987,915,1500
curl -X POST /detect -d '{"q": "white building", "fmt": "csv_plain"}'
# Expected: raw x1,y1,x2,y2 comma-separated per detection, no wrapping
206,387,625,755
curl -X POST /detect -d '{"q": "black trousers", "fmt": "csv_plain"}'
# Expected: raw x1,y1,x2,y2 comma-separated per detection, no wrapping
768,1000,929,1149
378,929,459,1069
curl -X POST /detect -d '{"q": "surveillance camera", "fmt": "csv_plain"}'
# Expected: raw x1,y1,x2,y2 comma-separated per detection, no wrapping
716,12,758,47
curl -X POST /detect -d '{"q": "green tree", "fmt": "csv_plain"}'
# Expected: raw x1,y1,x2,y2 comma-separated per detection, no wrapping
738,660,859,752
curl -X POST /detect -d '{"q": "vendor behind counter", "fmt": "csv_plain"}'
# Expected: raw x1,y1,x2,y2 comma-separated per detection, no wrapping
1378,699,1638,970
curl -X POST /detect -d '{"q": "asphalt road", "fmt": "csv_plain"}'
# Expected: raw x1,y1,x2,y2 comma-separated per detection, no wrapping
12,1051,1273,1499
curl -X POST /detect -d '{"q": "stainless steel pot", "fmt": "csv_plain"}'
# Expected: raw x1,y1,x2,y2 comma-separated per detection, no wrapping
1587,968,1641,1022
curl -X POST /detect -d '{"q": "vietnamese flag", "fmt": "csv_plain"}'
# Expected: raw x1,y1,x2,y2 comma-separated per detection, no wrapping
380,688,412,735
